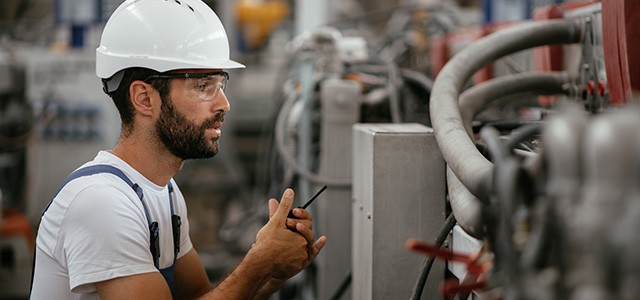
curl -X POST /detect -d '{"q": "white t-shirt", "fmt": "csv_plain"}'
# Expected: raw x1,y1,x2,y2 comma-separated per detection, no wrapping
31,151,193,300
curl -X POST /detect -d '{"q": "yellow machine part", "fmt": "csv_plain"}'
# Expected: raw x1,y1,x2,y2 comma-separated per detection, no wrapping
235,0,290,50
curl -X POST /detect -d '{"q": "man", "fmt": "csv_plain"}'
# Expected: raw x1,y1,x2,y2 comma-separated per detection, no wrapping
30,0,326,299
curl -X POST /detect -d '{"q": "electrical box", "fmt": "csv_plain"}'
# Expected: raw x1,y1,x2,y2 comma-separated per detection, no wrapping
352,124,446,299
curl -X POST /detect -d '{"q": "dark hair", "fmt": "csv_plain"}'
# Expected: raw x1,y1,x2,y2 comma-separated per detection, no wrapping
105,67,171,136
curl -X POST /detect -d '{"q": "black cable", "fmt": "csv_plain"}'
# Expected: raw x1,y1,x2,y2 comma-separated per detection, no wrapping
409,213,457,300
504,123,543,152
400,69,434,94
329,271,352,300
483,124,541,298
479,126,506,166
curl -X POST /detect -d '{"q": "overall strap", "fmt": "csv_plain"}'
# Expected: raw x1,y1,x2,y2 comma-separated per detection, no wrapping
168,182,181,265
34,164,149,295
42,165,148,219
162,181,180,293
36,164,179,291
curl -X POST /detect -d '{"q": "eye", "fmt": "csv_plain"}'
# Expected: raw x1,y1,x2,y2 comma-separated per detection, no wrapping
194,78,212,92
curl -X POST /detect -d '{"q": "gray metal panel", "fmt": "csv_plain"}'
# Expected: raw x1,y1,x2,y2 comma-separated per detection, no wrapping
353,123,446,299
317,78,361,300
352,123,374,299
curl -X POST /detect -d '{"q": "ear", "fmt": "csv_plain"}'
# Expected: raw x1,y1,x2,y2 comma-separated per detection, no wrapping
129,80,157,117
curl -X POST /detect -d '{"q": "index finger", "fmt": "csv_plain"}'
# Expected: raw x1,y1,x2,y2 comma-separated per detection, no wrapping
268,198,278,219
272,188,295,222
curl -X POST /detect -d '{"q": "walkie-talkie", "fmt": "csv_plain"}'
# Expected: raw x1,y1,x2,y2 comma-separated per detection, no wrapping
288,185,327,218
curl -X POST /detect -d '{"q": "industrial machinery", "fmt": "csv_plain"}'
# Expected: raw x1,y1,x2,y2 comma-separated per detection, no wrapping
0,42,33,300
420,2,640,299
251,4,463,298
2,0,639,299
255,1,640,299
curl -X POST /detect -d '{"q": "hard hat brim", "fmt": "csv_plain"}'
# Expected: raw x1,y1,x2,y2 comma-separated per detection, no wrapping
96,49,245,79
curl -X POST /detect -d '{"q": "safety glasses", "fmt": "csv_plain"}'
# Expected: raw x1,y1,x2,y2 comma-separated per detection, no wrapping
145,71,229,101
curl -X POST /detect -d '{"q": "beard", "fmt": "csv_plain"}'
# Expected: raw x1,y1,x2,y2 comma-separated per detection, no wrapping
155,97,224,160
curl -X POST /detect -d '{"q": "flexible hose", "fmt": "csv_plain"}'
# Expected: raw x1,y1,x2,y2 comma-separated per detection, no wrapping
409,213,457,300
430,19,582,203
447,167,484,238
480,126,506,166
275,84,352,187
330,271,352,300
401,68,435,95
504,123,544,152
447,72,573,238
459,72,571,137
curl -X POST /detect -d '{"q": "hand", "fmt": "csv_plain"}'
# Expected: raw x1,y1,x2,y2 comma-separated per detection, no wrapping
270,194,322,266
271,203,314,233
251,188,327,280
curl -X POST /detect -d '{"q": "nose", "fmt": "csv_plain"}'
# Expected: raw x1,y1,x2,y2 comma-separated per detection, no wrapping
213,90,231,113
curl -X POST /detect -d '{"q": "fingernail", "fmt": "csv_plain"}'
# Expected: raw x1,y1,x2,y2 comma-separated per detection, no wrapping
284,189,293,197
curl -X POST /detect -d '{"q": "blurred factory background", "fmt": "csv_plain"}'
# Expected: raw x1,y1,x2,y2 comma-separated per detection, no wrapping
1,0,639,299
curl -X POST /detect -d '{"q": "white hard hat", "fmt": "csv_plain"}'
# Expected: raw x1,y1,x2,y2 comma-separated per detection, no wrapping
96,0,244,81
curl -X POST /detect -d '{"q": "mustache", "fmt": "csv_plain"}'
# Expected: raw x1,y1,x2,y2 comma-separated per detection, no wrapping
201,113,225,129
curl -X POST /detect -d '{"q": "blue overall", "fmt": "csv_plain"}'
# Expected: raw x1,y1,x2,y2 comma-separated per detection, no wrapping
42,165,181,292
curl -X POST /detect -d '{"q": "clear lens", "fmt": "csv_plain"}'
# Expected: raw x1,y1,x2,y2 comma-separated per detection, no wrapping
145,71,228,102
186,74,227,101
